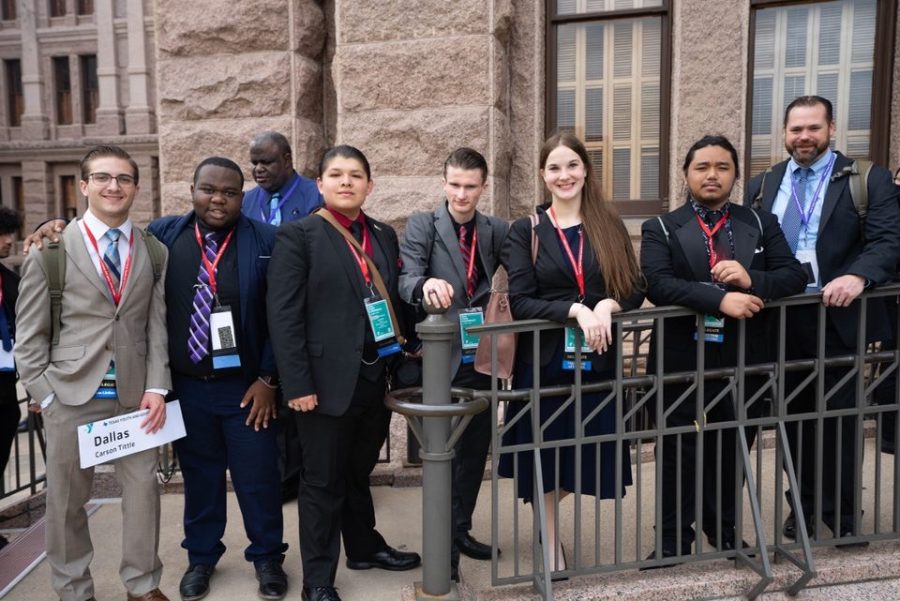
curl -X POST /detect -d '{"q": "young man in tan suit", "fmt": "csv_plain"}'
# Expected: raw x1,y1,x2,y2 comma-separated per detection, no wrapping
15,145,171,601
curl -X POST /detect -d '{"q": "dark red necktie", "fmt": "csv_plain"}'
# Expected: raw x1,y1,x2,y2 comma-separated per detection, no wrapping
459,224,478,298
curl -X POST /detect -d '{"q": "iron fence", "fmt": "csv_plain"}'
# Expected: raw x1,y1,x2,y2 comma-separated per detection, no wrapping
0,395,47,501
390,284,900,600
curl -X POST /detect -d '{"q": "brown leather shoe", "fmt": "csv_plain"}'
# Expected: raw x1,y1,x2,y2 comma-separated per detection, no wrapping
126,589,170,601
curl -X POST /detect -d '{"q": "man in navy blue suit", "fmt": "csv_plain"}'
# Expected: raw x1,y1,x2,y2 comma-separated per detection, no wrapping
149,157,289,601
242,131,321,226
747,95,900,544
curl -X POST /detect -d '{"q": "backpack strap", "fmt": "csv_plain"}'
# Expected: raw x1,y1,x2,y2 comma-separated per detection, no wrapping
748,207,764,235
529,213,539,265
42,238,66,346
751,166,774,211
655,215,671,242
137,228,166,282
848,159,872,237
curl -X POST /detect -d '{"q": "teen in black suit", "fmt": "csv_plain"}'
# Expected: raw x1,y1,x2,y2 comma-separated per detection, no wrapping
746,96,900,540
267,146,420,601
498,133,644,574
641,136,806,561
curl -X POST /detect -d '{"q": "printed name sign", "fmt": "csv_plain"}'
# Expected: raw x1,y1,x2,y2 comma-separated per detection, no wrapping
77,401,187,469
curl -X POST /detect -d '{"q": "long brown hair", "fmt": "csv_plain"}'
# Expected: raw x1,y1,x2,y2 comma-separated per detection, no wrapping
539,132,640,301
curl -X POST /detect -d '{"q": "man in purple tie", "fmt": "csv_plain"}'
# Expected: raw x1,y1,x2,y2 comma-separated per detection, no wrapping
148,157,288,601
747,95,900,544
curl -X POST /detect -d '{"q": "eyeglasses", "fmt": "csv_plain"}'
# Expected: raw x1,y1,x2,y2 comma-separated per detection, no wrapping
195,185,242,201
89,172,136,187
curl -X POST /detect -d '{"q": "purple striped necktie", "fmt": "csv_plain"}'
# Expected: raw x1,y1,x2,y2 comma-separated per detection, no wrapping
188,231,219,363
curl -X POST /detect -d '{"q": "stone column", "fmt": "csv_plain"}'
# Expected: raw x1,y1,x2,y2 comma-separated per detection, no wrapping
21,160,53,227
124,0,154,134
154,0,326,213
19,0,49,140
668,0,750,209
330,0,514,228
93,0,123,134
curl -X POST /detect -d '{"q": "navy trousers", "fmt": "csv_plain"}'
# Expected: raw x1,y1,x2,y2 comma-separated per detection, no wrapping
173,374,287,566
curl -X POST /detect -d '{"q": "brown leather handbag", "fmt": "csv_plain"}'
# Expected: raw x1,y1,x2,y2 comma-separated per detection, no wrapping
474,265,516,379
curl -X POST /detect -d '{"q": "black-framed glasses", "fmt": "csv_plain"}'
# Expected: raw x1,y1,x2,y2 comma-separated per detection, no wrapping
89,172,136,187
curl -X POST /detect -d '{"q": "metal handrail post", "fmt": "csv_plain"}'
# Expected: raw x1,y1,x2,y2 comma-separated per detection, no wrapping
416,305,458,600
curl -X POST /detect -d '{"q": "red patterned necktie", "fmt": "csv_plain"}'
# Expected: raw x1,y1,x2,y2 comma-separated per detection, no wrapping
459,224,477,298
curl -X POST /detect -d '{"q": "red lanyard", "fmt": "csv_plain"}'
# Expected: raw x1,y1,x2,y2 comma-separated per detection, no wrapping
695,210,729,268
345,224,372,287
548,206,585,300
194,223,235,296
464,225,478,297
84,224,135,306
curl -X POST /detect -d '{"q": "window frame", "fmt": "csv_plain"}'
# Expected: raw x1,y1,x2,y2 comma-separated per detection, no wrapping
80,54,98,124
53,56,73,126
545,0,672,217
745,0,897,171
5,59,22,127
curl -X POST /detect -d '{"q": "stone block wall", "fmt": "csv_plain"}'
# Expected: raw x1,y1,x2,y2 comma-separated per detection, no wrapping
153,0,327,213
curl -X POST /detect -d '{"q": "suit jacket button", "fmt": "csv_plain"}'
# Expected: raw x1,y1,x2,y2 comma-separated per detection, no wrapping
115,315,120,321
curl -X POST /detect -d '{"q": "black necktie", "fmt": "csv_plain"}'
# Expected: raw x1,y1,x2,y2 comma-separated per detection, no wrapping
350,221,364,245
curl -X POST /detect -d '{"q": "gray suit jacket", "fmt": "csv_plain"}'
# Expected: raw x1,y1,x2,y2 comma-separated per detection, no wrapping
399,202,509,379
15,221,170,408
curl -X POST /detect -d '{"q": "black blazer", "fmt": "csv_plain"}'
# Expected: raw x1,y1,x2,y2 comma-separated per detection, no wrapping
746,152,900,347
503,206,644,373
148,212,278,384
640,202,807,371
267,211,403,416
1,263,18,337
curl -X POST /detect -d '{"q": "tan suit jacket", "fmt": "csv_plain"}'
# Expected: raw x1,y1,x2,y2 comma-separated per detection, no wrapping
16,221,170,406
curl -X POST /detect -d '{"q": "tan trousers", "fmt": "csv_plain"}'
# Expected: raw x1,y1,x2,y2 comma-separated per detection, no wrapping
43,397,162,601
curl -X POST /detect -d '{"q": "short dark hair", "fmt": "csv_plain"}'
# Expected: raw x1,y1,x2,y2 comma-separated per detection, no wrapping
318,145,371,180
0,207,21,236
80,145,139,184
250,131,292,156
193,156,245,187
443,147,488,182
682,135,741,180
784,95,834,127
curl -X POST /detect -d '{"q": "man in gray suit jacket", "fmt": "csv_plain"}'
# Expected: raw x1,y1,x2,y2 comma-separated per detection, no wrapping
16,146,172,601
399,148,509,577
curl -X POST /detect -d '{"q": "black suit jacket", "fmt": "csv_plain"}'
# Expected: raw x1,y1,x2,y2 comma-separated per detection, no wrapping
640,202,807,372
746,152,900,347
1,263,18,338
503,207,644,373
267,211,402,416
148,212,278,384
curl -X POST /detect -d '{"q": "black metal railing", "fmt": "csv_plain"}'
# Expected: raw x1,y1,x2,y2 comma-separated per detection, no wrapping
389,284,900,600
0,395,47,502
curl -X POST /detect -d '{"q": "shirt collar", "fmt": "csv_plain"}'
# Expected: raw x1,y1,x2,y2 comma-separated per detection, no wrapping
82,208,133,240
445,201,476,231
326,207,365,230
789,148,834,178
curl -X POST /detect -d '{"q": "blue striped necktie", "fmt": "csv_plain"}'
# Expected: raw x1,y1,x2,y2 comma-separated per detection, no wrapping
781,167,811,253
103,228,122,289
188,232,218,363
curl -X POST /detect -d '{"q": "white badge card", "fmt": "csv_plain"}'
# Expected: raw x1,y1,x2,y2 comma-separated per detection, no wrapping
562,327,593,371
796,249,820,289
694,314,725,343
210,306,241,370
458,308,484,364
0,339,13,372
78,400,188,469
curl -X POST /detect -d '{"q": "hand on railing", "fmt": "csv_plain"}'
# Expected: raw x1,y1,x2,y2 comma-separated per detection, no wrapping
572,303,611,353
821,274,865,308
423,278,455,309
719,292,764,319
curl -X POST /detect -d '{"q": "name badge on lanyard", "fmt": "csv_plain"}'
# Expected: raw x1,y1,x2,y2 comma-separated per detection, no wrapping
549,206,593,371
195,223,241,370
458,308,484,363
348,226,401,359
796,249,820,289
95,361,118,399
694,211,730,344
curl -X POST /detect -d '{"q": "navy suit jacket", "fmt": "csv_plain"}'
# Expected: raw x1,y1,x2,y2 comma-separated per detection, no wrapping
148,212,278,383
241,172,321,225
746,152,900,347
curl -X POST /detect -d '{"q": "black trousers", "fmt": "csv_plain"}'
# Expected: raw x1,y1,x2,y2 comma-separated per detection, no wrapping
0,373,20,484
784,307,861,531
450,362,492,538
295,375,392,588
659,375,761,549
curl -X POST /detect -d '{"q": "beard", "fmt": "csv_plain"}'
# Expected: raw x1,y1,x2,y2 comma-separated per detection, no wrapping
786,138,830,167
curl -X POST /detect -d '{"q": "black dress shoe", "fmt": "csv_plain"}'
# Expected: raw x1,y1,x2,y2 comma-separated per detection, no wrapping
455,532,496,560
301,586,341,601
450,563,459,582
708,535,755,555
179,564,214,601
345,546,422,571
640,545,690,571
255,559,288,600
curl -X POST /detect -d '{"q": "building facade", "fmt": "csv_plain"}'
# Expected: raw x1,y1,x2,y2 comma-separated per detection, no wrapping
0,0,897,234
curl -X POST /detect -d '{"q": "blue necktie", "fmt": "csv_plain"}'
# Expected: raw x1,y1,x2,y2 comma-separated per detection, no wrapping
188,232,219,363
269,193,282,226
103,228,122,288
0,307,11,352
781,167,811,253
